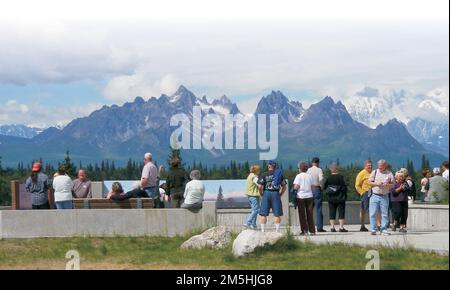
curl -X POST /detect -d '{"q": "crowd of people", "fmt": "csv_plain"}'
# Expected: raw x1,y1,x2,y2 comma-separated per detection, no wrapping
24,152,449,235
244,158,449,234
25,152,205,211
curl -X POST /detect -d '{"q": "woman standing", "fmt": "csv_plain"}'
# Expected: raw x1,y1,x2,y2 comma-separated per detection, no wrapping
324,163,348,232
244,165,261,230
293,161,315,235
25,162,50,209
52,165,74,209
390,171,410,233
419,168,432,202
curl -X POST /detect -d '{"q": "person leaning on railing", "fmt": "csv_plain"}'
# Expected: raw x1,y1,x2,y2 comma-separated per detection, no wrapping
52,165,74,209
25,161,51,209
181,170,205,212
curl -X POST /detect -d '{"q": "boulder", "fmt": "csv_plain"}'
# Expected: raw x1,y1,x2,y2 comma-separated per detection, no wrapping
232,230,284,257
181,226,232,250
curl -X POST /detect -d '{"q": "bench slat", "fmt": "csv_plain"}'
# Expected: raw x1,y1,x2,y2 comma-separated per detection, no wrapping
73,198,154,209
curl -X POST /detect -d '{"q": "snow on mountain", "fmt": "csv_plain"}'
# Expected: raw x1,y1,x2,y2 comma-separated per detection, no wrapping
196,94,241,115
255,90,305,123
407,117,449,155
347,86,449,127
0,124,44,139
346,86,449,154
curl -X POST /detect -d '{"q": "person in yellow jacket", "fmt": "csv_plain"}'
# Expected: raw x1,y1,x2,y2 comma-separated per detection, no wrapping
355,160,373,231
244,165,262,230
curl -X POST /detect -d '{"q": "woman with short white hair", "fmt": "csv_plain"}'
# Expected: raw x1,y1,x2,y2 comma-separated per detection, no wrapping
181,170,205,212
389,171,410,233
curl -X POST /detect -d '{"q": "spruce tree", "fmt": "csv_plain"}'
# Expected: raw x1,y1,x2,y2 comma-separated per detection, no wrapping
63,150,77,177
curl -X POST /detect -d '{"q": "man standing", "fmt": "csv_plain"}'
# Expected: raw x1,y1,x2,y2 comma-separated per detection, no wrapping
72,169,92,198
355,160,372,232
141,152,160,199
368,159,394,236
307,157,326,232
258,161,286,233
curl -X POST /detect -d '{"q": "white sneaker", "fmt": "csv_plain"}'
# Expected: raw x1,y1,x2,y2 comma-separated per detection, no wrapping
381,230,391,236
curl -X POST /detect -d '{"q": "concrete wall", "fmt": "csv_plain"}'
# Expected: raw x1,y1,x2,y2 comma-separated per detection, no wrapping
217,202,369,232
407,204,449,231
288,202,369,227
0,201,216,239
1,201,447,239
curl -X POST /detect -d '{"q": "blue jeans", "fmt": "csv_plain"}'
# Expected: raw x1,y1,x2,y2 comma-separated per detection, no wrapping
246,196,260,227
313,187,324,230
419,192,426,202
369,194,389,232
144,186,159,199
55,200,73,209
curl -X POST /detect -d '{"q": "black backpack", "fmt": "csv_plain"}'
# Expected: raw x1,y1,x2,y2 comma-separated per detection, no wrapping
324,185,346,203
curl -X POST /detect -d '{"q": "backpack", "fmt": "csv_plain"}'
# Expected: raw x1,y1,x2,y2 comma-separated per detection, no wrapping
367,169,377,198
406,178,416,197
324,185,346,203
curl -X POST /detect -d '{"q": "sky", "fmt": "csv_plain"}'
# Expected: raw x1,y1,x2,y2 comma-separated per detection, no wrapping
0,0,448,128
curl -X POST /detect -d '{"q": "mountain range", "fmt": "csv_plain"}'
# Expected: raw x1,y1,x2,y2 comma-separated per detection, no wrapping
0,85,447,167
346,87,449,155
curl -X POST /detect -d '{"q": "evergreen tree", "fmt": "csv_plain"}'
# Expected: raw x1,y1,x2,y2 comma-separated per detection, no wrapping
167,148,183,166
63,150,77,177
407,159,415,178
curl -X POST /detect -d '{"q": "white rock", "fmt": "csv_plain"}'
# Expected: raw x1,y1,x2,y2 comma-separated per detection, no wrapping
181,226,232,250
232,230,284,257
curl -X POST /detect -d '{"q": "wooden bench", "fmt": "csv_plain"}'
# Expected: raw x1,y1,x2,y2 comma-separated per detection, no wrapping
73,198,154,209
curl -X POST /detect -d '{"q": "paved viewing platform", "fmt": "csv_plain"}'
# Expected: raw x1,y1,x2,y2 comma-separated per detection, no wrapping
292,224,449,255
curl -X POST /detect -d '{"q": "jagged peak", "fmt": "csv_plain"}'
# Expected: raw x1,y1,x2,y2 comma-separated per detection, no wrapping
201,95,209,104
133,96,145,104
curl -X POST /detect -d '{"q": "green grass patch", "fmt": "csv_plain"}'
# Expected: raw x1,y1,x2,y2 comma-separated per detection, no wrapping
0,234,447,270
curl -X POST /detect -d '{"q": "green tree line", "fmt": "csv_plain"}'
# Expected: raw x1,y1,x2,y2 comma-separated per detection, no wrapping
0,151,435,206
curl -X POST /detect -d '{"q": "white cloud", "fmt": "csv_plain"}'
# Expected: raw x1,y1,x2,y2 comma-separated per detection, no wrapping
1,0,448,22
102,73,179,101
0,100,102,128
0,21,137,85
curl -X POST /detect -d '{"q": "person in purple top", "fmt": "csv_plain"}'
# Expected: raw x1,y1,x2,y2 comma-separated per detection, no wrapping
390,171,411,233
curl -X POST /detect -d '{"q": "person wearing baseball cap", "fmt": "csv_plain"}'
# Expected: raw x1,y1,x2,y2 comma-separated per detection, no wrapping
257,160,286,233
25,161,51,209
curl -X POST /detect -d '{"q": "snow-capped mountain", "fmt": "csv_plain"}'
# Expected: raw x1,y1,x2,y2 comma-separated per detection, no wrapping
407,118,449,155
0,124,43,139
0,85,446,167
346,86,449,154
346,87,410,127
255,90,305,123
197,94,241,115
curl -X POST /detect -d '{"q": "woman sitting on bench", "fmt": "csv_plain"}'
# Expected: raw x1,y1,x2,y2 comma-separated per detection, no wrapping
105,182,125,199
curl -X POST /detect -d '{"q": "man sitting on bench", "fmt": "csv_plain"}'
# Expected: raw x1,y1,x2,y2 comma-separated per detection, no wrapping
109,152,163,208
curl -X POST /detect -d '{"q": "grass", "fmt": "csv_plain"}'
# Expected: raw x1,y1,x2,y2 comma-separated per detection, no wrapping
0,234,448,270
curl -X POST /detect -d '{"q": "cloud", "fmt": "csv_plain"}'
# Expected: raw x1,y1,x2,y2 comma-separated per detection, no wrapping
102,73,180,101
356,87,379,98
0,21,138,85
0,99,102,128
